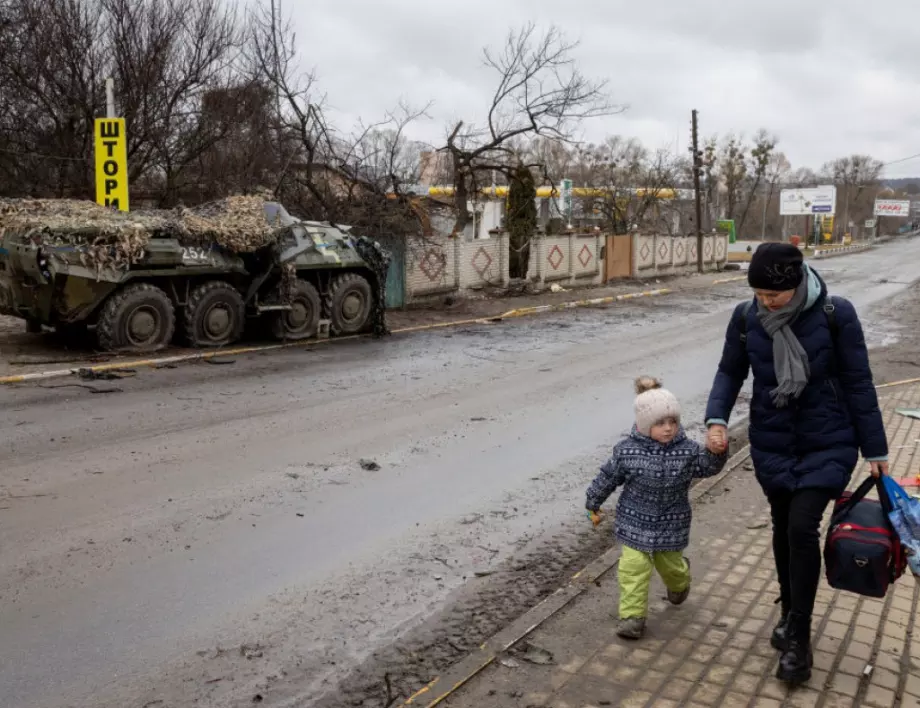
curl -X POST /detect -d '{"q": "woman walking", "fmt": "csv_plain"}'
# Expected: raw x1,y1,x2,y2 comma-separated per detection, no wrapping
705,243,888,684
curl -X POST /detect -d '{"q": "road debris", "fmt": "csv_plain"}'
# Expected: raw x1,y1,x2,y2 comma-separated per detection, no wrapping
38,383,123,394
359,459,381,471
513,642,554,665
240,643,264,660
77,367,136,381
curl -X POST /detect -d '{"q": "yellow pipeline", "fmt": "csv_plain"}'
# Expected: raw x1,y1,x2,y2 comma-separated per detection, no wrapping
425,185,683,199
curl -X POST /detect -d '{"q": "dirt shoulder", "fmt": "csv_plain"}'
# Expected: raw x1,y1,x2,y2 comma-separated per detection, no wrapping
384,269,741,329
861,281,920,386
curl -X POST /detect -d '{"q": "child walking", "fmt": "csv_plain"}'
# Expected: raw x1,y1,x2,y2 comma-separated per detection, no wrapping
586,377,728,639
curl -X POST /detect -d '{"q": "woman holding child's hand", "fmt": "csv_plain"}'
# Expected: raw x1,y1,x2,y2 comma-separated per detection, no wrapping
704,243,887,685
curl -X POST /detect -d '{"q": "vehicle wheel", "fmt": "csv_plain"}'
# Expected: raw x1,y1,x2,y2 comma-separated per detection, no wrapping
324,273,373,335
97,283,176,352
270,280,321,341
183,281,245,348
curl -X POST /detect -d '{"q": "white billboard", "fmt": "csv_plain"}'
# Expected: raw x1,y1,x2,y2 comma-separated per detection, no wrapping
874,199,911,217
780,186,837,216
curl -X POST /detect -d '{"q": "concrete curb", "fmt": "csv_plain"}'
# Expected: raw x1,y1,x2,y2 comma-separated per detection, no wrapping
497,287,672,320
812,243,873,259
0,278,746,386
401,445,753,707
877,376,920,390
711,275,747,285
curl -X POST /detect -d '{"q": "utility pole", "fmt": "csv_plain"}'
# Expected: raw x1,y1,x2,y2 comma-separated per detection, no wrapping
691,110,704,272
760,179,768,241
105,77,115,118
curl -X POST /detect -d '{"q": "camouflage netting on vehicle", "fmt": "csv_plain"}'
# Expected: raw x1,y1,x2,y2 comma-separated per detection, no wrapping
0,196,293,275
353,235,391,337
0,198,167,274
176,195,289,252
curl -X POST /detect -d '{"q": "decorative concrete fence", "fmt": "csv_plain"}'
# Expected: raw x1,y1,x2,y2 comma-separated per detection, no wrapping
526,233,605,287
405,235,510,301
632,233,728,277
398,230,728,304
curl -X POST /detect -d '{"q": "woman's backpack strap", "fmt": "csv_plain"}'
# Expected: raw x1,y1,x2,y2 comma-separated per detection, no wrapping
734,300,754,343
824,296,840,340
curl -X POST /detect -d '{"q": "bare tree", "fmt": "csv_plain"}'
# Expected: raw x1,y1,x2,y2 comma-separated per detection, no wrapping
575,137,682,234
442,24,618,235
247,0,430,240
699,137,719,230
521,136,580,188
193,81,278,200
755,151,791,239
822,155,883,238
735,130,777,235
704,131,777,237
715,135,747,227
0,0,107,197
105,0,245,206
788,167,820,188
0,0,246,204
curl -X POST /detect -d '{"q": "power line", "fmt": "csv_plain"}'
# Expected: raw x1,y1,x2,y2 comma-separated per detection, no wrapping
0,146,88,163
882,152,920,167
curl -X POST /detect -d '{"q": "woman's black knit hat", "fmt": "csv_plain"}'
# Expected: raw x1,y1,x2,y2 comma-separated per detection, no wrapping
747,243,804,291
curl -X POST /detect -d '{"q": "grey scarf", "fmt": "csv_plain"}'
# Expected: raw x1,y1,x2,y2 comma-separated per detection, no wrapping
757,277,810,408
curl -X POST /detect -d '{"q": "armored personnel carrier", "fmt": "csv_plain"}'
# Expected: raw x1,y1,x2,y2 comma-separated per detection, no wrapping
0,197,389,352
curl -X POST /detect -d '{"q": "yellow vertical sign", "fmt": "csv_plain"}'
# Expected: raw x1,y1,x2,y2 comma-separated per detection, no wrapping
94,118,129,211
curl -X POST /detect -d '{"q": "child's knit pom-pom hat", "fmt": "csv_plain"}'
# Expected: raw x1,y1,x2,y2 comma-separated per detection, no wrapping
634,376,681,436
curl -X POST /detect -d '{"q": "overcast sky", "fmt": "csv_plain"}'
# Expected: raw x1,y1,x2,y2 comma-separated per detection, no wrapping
283,0,920,178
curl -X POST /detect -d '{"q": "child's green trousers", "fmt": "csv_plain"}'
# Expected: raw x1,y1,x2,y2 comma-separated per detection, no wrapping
618,545,691,619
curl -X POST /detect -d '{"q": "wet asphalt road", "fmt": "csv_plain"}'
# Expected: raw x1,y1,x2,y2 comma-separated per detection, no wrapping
2,240,919,708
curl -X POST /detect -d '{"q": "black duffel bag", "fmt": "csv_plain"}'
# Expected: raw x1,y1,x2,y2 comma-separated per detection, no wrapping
824,475,907,598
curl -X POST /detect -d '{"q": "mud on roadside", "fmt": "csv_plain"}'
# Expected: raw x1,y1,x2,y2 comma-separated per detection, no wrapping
306,282,920,708
861,282,920,387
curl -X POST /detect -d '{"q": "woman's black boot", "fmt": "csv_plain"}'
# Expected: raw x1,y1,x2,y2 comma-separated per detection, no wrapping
776,613,812,684
771,598,791,651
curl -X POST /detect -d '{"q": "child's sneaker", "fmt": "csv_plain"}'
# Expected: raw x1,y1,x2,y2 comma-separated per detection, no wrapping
616,617,646,639
667,557,691,605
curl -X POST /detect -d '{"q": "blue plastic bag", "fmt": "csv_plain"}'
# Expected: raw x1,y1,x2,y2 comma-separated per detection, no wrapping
882,476,920,576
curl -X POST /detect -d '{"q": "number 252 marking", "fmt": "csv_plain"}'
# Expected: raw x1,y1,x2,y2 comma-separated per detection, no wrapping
181,247,210,262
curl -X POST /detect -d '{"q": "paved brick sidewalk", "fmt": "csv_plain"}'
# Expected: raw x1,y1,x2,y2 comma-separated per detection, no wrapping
444,383,920,708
